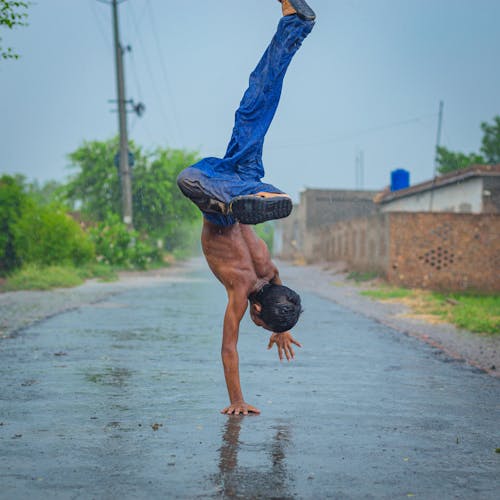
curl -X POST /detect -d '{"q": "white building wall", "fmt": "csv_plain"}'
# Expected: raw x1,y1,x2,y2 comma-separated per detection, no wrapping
381,178,484,213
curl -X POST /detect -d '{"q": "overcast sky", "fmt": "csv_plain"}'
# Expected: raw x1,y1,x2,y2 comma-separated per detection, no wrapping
1,0,499,201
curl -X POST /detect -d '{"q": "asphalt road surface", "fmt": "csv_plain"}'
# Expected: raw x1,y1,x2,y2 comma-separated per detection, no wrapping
1,264,499,499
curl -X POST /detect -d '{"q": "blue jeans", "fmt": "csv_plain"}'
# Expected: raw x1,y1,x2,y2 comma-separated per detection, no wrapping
177,15,314,226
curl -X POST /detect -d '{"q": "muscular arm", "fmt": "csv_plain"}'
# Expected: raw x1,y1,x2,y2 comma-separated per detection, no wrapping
220,290,260,415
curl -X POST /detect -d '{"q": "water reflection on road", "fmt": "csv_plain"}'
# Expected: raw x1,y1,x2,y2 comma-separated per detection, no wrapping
213,417,293,499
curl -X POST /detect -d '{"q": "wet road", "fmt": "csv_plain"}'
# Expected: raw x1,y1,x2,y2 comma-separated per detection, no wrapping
1,264,499,499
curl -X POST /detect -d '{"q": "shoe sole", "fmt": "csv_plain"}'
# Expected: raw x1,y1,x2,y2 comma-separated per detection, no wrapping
230,196,292,225
289,0,316,21
177,176,227,214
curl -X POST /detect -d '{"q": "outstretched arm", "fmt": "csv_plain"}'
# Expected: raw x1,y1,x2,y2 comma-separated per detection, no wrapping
220,291,261,415
268,331,302,361
269,268,303,361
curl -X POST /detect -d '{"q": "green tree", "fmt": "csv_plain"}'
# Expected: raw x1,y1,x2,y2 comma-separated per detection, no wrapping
0,174,28,273
65,138,123,221
0,0,28,60
436,115,500,175
480,115,500,164
435,147,485,175
65,138,201,247
133,147,200,239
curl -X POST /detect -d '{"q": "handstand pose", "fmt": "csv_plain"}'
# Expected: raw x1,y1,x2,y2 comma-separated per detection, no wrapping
178,0,315,415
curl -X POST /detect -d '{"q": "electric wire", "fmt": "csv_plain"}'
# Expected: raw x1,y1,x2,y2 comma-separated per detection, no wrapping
90,0,112,49
145,0,184,145
127,0,176,146
267,112,438,150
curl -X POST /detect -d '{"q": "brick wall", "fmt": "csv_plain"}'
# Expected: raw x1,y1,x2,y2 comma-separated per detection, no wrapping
276,211,500,292
388,213,500,292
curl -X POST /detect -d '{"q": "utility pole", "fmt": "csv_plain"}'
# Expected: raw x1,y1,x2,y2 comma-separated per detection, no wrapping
355,149,365,190
433,100,444,177
111,0,133,229
429,100,444,211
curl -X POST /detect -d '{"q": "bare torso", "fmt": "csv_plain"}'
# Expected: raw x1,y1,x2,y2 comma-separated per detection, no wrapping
201,219,300,416
201,220,278,298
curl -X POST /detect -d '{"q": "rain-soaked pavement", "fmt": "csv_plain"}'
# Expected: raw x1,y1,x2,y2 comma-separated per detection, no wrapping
1,262,499,499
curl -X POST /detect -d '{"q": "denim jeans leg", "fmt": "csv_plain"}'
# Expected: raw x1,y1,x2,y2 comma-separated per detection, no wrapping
177,15,314,226
224,15,315,182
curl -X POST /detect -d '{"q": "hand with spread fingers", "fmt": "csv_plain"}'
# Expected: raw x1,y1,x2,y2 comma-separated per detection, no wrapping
221,401,261,416
267,331,302,361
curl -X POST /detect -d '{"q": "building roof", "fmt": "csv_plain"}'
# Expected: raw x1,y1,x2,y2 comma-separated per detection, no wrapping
375,164,500,204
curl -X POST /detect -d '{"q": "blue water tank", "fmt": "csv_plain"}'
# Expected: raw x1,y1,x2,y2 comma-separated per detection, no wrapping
390,169,410,191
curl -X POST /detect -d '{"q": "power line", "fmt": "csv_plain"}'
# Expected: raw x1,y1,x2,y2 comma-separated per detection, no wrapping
267,112,438,150
127,0,176,146
89,0,112,48
145,0,184,145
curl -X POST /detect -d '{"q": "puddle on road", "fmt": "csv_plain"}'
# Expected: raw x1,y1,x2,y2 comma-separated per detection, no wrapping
84,367,134,387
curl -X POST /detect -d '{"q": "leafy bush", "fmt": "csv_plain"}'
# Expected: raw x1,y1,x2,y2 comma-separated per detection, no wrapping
88,214,161,269
1,175,95,273
14,204,95,267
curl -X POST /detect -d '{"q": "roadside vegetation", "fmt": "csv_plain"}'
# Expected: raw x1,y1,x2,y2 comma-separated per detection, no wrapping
0,138,202,291
361,287,500,335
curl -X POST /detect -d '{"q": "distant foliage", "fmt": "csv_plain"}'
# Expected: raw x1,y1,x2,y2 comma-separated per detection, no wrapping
65,138,201,250
0,0,29,60
25,178,64,206
254,222,274,253
436,115,500,175
479,116,500,164
0,174,27,273
435,147,485,175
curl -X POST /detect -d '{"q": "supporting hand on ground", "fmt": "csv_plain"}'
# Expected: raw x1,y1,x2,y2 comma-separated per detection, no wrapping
221,401,261,415
267,332,302,361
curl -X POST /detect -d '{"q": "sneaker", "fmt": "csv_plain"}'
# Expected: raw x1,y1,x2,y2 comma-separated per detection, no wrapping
229,194,292,225
281,0,316,21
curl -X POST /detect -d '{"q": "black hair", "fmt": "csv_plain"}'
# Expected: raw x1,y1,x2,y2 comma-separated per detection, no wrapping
250,284,303,333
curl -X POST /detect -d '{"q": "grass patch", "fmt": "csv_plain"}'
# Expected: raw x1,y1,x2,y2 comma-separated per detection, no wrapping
0,262,122,292
2,264,84,291
432,293,500,335
346,271,380,283
361,288,413,300
76,263,119,282
361,286,500,334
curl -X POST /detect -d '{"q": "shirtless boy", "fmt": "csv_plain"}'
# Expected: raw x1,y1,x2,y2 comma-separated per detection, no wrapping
177,0,315,415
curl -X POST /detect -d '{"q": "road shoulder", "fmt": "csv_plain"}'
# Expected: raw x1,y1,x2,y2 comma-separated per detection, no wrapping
278,260,500,377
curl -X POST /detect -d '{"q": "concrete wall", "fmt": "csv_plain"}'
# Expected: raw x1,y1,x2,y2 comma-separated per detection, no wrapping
301,189,379,228
306,214,390,273
380,178,484,214
483,176,500,213
275,188,380,261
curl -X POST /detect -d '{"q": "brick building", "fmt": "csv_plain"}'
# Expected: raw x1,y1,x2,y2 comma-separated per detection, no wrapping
275,166,500,292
